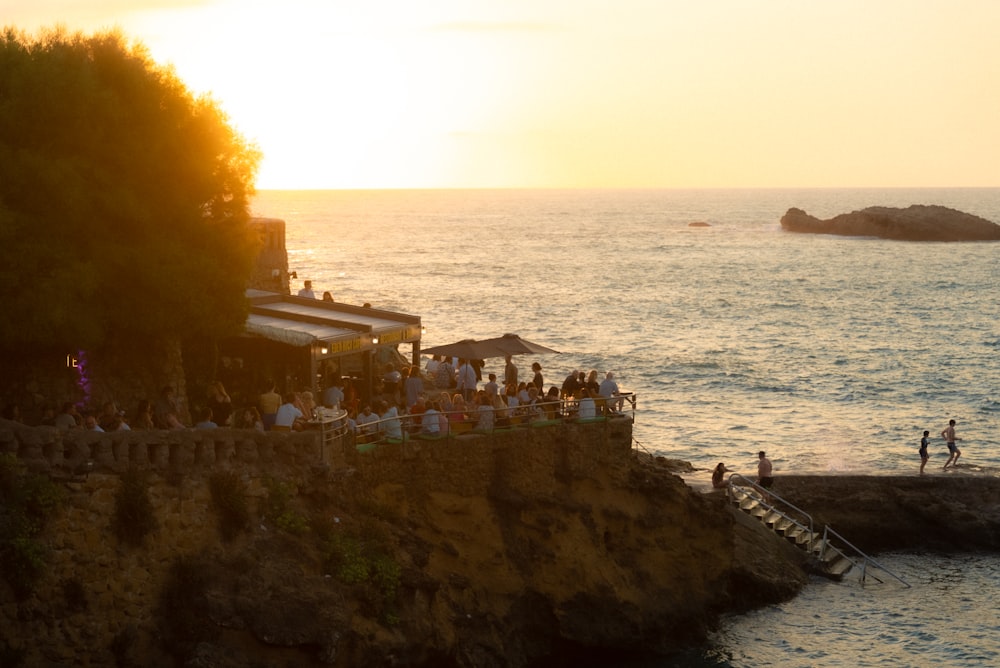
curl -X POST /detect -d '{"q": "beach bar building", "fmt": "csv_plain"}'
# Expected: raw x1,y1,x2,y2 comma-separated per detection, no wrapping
222,289,423,403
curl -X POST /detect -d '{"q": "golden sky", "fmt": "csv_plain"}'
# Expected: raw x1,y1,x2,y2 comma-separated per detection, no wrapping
5,0,1000,189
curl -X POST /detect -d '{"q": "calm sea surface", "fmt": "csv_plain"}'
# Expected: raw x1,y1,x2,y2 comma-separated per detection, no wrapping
252,188,1000,666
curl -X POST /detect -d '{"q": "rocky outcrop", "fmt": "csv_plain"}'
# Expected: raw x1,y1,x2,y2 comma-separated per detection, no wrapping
0,420,808,667
9,412,996,667
780,205,1000,241
771,475,1000,553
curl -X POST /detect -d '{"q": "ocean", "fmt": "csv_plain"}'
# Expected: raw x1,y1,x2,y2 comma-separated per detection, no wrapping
252,188,1000,666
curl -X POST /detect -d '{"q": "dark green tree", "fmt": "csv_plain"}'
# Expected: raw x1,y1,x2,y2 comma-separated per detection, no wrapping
0,27,261,353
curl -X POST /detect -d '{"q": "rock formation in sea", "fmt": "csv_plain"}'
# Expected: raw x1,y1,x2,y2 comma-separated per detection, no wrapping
780,205,1000,241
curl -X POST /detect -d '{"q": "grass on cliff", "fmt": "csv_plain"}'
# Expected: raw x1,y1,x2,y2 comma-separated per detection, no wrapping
0,453,64,599
315,513,402,626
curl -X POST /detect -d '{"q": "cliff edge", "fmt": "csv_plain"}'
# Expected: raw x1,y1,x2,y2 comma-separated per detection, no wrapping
780,205,1000,241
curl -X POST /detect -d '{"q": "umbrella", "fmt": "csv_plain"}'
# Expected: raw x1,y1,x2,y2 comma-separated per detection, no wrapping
420,338,507,360
480,333,560,356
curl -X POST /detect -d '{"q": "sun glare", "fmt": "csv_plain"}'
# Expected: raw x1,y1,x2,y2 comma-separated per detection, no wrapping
9,0,1000,188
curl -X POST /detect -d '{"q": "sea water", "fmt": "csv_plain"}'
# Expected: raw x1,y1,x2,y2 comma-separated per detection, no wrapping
252,188,1000,666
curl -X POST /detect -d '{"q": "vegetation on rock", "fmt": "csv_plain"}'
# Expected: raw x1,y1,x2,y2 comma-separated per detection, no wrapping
0,452,64,599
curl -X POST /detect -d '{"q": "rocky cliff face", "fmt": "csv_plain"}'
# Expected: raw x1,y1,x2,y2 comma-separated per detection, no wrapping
0,421,806,667
780,205,1000,241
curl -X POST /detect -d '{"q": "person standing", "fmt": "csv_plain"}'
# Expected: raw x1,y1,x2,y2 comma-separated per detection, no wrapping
757,451,774,500
455,359,478,401
206,381,233,427
504,355,518,390
941,419,962,469
259,380,281,431
919,430,930,474
297,280,316,299
531,362,544,394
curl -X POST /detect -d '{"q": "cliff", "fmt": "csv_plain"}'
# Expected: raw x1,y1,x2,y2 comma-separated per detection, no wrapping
0,419,806,667
780,205,1000,241
6,418,997,666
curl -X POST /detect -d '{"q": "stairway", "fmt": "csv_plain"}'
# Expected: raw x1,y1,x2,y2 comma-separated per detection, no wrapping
728,484,856,580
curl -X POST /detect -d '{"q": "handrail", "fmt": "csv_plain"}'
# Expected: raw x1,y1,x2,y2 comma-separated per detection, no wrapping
346,392,637,444
822,525,911,588
726,473,910,588
727,473,814,536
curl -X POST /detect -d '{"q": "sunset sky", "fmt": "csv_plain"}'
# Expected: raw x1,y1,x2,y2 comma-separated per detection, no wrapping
5,0,999,189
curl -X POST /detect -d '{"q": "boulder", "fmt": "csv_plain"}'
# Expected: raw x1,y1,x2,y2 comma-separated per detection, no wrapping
780,205,1000,241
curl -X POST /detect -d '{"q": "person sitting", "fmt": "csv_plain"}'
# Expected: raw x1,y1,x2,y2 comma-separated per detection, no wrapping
577,388,596,419
132,400,155,430
237,407,265,431
598,371,622,413
296,390,316,421
378,400,402,440
448,394,467,423
474,392,495,432
542,386,562,419
81,412,104,432
194,407,218,429
421,401,442,436
273,393,304,431
712,463,731,489
356,404,379,442
561,370,581,400
154,386,186,430
55,402,81,430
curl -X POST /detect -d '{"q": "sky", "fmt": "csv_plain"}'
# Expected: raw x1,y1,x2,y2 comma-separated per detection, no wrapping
4,0,1000,189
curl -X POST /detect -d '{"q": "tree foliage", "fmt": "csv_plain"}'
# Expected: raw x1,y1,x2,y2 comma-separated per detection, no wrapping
0,27,261,352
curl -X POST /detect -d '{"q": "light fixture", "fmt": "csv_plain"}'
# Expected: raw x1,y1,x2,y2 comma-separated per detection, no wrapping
371,335,380,345
421,326,427,335
320,345,329,355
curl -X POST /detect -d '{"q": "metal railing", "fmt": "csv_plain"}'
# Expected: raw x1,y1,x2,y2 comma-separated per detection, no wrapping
726,473,910,588
341,392,637,446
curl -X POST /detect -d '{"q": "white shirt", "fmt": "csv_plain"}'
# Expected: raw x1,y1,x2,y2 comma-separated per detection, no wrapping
578,397,596,419
422,408,441,434
380,406,402,439
456,363,477,391
357,410,379,432
275,403,303,427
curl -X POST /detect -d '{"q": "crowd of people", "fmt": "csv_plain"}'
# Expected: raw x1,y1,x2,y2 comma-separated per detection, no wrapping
337,354,627,442
0,354,627,444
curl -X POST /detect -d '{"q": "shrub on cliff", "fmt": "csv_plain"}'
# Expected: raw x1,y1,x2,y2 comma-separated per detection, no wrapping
0,453,64,599
0,27,261,353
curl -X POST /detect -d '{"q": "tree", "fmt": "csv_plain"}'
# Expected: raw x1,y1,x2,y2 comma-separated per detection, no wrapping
0,27,261,354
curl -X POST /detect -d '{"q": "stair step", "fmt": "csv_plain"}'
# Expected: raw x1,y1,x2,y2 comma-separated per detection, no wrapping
773,518,795,534
824,556,854,578
740,498,760,512
762,510,784,527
